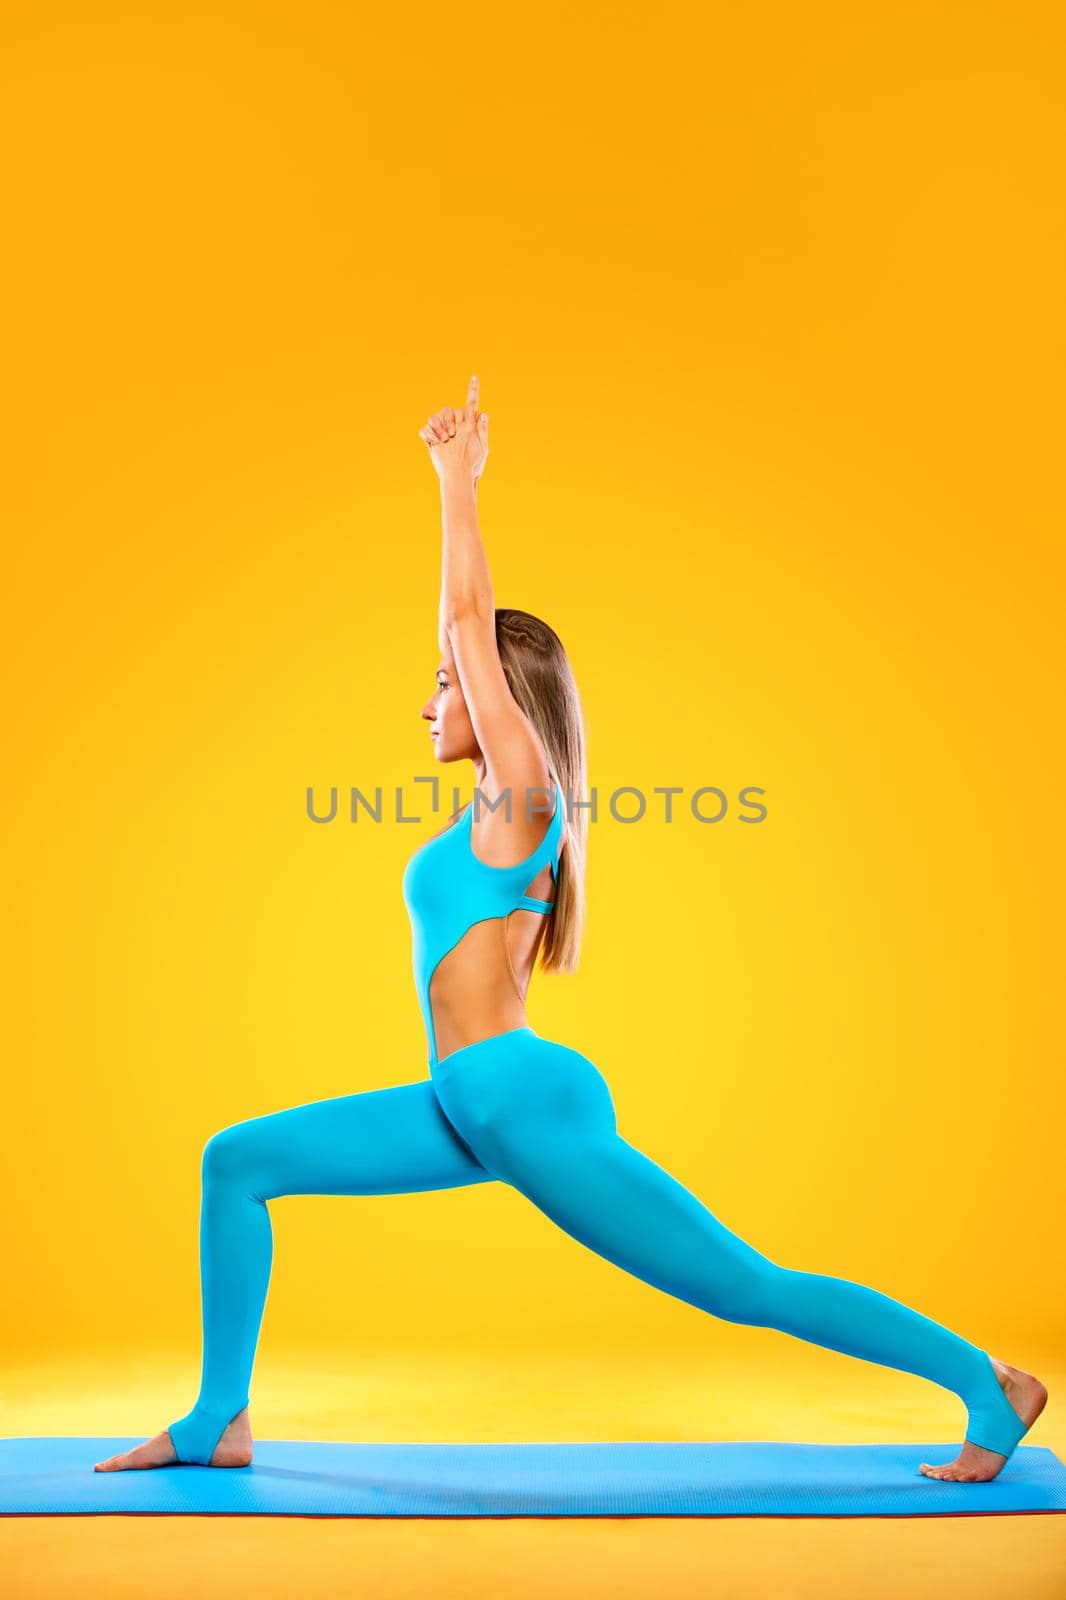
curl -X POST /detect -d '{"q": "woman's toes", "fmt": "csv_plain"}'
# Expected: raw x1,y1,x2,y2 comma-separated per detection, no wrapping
93,1431,178,1471
919,1449,1005,1484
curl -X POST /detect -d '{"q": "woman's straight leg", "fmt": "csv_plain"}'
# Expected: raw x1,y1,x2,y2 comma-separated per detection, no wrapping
168,1077,494,1464
434,1031,1024,1458
501,1124,1017,1445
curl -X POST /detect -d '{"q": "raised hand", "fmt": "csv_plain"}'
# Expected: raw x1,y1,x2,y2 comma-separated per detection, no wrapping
418,374,489,486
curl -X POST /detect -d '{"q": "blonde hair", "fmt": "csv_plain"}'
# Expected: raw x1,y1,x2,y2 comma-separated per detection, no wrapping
493,606,587,974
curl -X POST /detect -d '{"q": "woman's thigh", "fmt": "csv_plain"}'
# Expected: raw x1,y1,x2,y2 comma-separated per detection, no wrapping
202,1077,496,1200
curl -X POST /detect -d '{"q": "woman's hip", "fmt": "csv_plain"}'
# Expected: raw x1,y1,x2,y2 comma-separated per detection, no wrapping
430,1025,617,1166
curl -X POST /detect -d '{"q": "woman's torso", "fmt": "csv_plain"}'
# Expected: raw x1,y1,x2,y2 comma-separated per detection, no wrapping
401,781,565,1068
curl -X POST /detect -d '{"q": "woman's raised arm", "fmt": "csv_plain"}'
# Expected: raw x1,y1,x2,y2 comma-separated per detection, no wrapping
417,376,553,824
419,373,492,647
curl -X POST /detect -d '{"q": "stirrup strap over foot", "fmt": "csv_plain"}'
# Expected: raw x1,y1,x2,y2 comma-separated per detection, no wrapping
167,1399,247,1466
964,1358,1028,1460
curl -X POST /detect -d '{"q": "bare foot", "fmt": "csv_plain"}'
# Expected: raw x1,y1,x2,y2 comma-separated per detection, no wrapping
93,1407,254,1470
919,1358,1048,1483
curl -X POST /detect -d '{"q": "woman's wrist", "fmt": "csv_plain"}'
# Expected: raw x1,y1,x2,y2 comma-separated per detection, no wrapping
439,472,478,500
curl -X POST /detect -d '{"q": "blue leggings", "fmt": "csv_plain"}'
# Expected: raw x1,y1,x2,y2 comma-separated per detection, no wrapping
167,1026,1024,1465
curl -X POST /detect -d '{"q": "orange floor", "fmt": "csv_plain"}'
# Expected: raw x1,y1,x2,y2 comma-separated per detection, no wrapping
2,1344,1064,1599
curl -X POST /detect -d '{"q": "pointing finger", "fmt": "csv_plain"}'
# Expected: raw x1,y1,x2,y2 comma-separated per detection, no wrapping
465,374,478,422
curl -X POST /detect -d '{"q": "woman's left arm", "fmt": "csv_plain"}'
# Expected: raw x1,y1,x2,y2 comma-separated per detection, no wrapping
420,374,493,648
418,377,549,802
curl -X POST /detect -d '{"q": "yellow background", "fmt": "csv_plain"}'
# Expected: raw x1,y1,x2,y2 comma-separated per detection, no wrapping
2,2,1063,1595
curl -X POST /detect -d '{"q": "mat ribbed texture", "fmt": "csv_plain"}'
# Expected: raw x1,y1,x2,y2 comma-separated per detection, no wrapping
3,1438,1064,1518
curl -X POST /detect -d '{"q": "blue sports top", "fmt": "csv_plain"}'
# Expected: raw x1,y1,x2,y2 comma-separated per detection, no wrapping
401,780,565,1068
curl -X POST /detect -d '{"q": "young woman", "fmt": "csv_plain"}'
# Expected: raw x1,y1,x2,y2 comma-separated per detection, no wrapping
96,375,1046,1484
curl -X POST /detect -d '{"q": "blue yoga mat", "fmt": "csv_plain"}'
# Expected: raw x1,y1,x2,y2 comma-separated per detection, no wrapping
3,1438,1064,1518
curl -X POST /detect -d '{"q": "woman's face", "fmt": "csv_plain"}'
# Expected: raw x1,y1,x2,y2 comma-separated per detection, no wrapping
421,643,478,763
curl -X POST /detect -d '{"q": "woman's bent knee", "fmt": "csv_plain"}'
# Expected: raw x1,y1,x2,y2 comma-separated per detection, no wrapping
201,1123,258,1184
